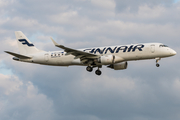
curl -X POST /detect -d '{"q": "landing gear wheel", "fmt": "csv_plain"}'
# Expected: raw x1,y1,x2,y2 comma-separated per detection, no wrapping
95,70,102,76
86,66,93,72
156,63,160,67
155,58,161,68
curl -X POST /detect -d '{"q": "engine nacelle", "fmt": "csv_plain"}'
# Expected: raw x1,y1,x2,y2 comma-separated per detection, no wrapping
97,55,114,65
107,62,128,70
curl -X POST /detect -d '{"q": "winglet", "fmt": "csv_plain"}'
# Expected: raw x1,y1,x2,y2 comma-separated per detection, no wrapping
50,37,59,46
50,37,65,49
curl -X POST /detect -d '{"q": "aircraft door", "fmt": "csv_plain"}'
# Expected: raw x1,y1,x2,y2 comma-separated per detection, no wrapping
151,44,155,53
44,53,49,62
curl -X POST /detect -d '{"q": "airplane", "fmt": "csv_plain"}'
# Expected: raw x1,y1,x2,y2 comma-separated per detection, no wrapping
5,31,177,76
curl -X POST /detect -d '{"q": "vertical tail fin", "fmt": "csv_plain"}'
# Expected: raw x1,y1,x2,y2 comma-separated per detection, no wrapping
15,31,40,55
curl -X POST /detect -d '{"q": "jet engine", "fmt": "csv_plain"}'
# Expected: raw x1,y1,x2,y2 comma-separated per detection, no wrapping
97,55,114,65
107,62,128,70
95,55,125,65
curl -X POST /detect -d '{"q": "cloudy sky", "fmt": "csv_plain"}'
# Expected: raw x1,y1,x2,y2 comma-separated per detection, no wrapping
0,0,180,120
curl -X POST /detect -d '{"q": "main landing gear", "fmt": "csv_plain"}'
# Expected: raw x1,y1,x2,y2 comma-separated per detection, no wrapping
95,69,102,76
86,66,102,76
155,58,161,67
86,66,93,72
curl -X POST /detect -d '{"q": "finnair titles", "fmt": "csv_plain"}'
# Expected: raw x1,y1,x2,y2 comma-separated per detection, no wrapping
51,44,144,58
5,31,176,76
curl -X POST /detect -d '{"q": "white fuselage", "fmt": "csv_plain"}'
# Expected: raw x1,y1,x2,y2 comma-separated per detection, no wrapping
19,43,176,66
6,31,176,75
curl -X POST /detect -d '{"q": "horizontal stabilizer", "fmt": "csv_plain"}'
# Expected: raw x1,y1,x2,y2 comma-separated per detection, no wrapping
4,51,32,59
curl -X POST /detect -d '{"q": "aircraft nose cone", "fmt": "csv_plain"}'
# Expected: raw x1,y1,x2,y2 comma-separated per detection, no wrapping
171,50,177,56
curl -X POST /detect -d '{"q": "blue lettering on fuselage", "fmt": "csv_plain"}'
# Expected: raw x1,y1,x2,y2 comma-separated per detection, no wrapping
84,44,144,54
90,48,95,53
94,48,106,54
127,45,134,52
105,47,117,54
132,44,144,52
116,46,128,53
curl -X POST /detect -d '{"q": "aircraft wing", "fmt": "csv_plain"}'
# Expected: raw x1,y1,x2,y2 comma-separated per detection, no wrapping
5,51,32,59
51,38,99,63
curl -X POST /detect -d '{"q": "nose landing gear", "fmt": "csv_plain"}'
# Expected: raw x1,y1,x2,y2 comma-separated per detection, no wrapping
156,63,160,67
155,58,161,67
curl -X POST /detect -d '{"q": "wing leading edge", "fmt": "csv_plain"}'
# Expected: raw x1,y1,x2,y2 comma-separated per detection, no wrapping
50,38,99,63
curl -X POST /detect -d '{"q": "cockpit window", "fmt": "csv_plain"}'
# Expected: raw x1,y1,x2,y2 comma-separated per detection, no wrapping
159,45,168,47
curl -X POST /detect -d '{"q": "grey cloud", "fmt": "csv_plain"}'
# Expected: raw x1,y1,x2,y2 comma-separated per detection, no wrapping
0,0,180,120
114,0,174,12
0,74,55,120
2,0,180,47
4,54,179,120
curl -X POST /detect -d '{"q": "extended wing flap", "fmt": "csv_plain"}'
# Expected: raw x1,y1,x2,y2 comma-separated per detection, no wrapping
5,51,32,59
